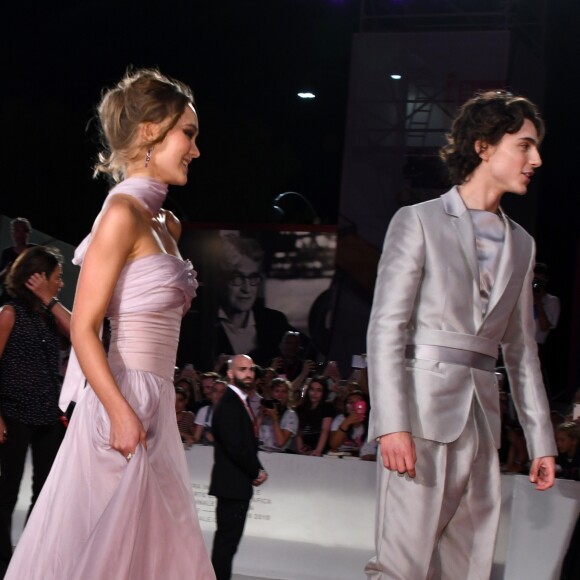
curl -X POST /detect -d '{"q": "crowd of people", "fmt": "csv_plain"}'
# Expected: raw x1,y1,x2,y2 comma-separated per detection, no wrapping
0,68,578,580
173,336,377,460
174,347,580,477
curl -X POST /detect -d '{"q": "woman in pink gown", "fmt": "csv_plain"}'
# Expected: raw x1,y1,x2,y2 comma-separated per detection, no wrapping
5,69,216,579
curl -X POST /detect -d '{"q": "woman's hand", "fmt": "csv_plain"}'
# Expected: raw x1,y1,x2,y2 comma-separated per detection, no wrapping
262,406,279,422
26,272,71,336
109,405,147,459
25,272,53,305
344,411,363,427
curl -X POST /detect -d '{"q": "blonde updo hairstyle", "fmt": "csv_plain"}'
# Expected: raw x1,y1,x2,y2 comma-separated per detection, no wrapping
94,68,195,182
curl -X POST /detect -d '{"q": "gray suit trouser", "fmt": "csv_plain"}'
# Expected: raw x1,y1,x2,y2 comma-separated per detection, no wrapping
365,400,500,580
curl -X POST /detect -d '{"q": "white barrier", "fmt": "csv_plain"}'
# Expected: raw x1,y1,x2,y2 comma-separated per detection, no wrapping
14,446,580,580
188,448,376,580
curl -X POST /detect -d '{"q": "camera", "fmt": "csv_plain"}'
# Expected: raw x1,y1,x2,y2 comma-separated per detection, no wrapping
260,399,282,413
253,365,265,380
532,278,545,293
308,361,325,377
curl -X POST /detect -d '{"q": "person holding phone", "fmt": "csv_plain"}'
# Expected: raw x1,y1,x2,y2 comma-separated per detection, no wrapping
257,378,298,452
329,391,369,455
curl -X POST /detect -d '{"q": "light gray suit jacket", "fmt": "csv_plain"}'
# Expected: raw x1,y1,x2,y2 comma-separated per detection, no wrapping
367,187,556,459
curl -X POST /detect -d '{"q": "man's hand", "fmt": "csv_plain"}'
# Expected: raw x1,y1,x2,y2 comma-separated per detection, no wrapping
379,431,417,478
253,469,268,486
529,456,555,490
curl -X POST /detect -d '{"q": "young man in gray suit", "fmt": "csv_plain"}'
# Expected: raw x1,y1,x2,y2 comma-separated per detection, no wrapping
365,91,556,579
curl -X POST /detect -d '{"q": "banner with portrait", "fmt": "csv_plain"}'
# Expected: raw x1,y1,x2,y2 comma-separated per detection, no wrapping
177,224,337,371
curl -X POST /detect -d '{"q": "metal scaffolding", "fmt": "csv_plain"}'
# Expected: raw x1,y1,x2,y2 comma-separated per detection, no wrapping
344,0,548,203
360,0,547,61
331,0,548,371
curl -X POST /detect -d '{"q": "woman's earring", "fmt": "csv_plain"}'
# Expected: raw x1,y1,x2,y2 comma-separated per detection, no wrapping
145,147,153,167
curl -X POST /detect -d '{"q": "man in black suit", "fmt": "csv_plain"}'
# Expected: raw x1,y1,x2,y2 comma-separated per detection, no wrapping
209,354,268,580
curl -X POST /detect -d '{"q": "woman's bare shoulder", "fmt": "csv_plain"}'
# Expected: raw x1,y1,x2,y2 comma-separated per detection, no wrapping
83,197,147,265
93,195,145,236
103,193,147,219
0,304,16,327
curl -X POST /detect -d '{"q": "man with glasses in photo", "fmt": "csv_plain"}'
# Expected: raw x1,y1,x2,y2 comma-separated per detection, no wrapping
212,234,294,367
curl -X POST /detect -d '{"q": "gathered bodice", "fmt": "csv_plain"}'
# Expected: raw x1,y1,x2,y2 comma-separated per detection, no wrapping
106,253,196,318
59,177,199,410
106,254,197,380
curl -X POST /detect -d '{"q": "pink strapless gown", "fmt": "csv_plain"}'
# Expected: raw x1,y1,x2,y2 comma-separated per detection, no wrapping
5,254,216,579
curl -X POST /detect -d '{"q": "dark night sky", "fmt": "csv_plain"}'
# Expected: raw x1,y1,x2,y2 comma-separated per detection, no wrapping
2,1,578,236
1,0,357,242
2,0,579,355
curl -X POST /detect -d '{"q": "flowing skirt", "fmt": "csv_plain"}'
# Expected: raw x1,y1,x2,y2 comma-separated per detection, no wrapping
5,368,216,580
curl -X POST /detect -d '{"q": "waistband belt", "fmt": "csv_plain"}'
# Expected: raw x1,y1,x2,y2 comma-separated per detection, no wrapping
405,344,497,372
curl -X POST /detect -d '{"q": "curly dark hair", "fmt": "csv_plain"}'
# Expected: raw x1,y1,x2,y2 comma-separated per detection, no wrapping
440,90,545,185
5,246,63,310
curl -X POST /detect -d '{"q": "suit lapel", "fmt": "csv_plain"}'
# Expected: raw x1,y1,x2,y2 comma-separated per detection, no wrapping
453,212,480,283
228,387,257,436
443,188,483,322
481,210,516,324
